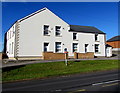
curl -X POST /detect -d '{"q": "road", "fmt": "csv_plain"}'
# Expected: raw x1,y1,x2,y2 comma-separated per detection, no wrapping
2,69,120,93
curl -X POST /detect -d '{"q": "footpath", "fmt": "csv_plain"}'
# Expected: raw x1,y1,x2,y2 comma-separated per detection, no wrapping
1,57,119,68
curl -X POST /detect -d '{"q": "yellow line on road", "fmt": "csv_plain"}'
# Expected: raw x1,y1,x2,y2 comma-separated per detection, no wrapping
77,89,86,92
67,89,86,93
102,83,118,87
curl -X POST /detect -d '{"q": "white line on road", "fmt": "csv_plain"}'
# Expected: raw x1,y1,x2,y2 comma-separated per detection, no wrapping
92,80,120,86
55,89,62,91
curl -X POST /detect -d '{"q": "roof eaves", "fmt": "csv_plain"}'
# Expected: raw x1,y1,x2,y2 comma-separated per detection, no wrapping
18,7,47,22
69,30,106,34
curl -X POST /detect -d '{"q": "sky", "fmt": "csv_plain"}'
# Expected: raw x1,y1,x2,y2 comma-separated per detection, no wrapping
1,2,118,52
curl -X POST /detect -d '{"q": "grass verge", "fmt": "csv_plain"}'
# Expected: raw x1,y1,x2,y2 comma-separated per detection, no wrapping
2,60,119,82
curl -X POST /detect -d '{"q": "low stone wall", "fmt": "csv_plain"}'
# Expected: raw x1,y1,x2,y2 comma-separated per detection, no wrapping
74,52,94,59
43,52,68,60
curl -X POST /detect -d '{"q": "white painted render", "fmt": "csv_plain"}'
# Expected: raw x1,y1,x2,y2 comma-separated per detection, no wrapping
6,8,106,58
6,24,16,58
106,47,112,57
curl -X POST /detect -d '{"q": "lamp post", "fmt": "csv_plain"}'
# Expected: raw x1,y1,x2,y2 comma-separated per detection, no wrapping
64,48,68,66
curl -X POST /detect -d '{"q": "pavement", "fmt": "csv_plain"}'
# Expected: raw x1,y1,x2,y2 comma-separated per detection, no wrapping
2,69,120,92
1,57,119,68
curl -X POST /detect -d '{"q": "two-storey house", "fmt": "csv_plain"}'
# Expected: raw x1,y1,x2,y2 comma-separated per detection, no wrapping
4,7,106,60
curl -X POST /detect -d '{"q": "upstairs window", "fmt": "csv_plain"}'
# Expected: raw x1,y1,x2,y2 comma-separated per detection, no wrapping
10,30,11,39
12,31,15,37
95,34,98,41
7,32,9,40
12,26,15,37
73,33,77,40
44,25,49,35
95,44,99,53
55,42,61,52
73,43,78,52
55,26,61,36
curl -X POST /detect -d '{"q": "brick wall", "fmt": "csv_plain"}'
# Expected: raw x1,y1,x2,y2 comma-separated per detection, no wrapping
43,52,68,60
106,41,120,48
74,52,94,59
0,53,2,60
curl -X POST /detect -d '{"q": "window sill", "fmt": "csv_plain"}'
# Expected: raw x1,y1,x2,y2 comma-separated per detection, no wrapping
95,52,101,54
73,39,79,41
56,35,62,37
44,34,50,36
95,40,100,42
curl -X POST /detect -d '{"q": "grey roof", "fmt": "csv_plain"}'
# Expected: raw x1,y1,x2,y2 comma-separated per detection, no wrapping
107,35,120,42
69,25,105,34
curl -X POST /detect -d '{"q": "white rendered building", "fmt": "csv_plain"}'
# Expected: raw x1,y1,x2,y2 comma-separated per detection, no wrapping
4,8,106,60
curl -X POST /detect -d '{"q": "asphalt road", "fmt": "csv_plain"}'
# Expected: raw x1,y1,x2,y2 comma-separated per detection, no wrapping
2,69,120,93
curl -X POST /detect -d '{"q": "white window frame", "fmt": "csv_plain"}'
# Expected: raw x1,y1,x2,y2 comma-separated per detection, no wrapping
73,33,78,40
9,43,11,54
44,42,49,52
12,42,14,54
55,42,62,53
73,43,78,52
10,30,11,39
85,44,89,53
95,34,99,41
12,26,15,37
43,25,50,36
95,44,99,53
55,26,62,36
7,32,9,40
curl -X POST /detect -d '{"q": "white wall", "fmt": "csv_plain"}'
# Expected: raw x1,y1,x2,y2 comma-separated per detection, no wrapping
18,8,72,57
106,47,112,57
94,34,106,56
6,24,16,58
11,8,106,58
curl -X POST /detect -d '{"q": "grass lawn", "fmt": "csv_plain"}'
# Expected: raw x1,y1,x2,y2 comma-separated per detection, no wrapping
2,60,119,82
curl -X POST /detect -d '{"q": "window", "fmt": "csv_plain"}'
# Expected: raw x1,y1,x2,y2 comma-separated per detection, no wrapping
9,43,11,54
7,32,9,40
95,34,98,41
10,31,11,39
55,42,61,52
73,33,77,40
44,25,49,35
95,44,99,53
55,26,61,36
44,43,49,52
12,25,15,37
73,43,78,52
13,26,14,30
11,42,14,54
12,31,14,37
85,44,88,53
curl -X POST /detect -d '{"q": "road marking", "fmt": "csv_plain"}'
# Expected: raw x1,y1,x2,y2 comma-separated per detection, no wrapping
92,80,120,86
77,89,86,91
67,89,86,93
55,89,62,91
102,83,118,87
